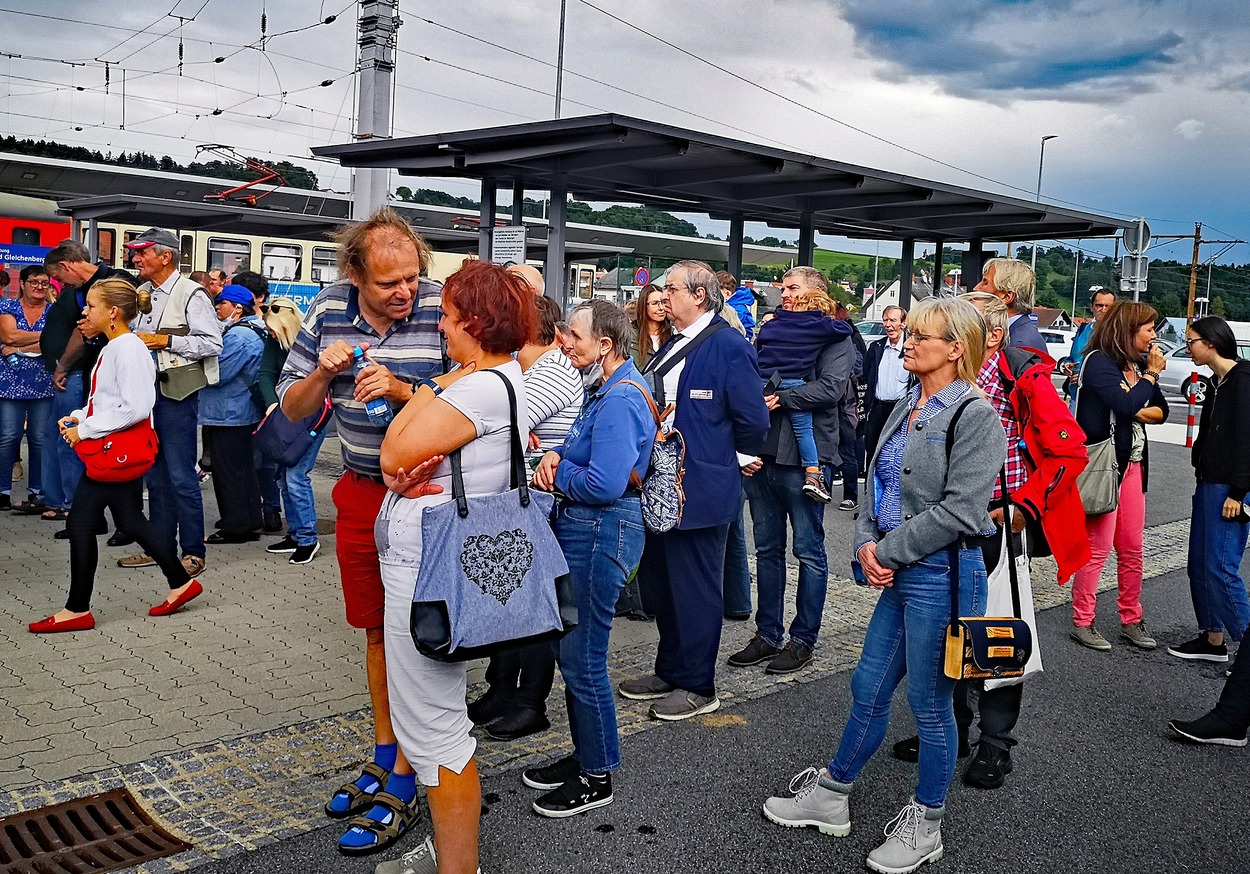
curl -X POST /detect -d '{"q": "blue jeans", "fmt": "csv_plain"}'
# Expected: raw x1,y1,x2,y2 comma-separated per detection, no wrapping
779,378,818,468
42,372,86,510
279,428,328,546
146,392,205,558
828,545,987,809
554,496,646,773
723,491,752,617
1187,482,1250,640
744,462,830,650
0,396,52,496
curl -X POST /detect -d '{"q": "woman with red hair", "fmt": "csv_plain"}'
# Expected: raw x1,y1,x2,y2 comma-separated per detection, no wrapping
366,260,536,873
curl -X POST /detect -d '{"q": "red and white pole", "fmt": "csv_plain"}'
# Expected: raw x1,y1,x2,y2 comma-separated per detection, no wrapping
1186,372,1198,448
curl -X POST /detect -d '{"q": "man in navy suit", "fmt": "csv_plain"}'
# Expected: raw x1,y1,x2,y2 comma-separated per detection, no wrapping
975,257,1048,354
619,260,771,721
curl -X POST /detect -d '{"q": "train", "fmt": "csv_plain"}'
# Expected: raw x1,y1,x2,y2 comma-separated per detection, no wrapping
0,192,470,310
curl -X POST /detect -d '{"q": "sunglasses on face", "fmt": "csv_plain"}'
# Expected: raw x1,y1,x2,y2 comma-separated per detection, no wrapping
259,304,290,314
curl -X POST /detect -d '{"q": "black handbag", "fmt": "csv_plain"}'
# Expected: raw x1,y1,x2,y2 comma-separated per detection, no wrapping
410,370,576,663
253,394,333,467
943,470,1033,681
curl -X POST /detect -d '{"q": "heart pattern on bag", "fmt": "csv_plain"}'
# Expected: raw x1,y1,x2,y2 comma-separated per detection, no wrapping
459,529,535,605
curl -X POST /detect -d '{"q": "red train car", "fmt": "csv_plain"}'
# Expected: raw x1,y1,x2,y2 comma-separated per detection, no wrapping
0,193,70,295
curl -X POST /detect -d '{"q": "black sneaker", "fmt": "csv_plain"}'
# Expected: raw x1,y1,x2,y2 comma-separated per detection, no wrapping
801,472,832,503
1167,633,1229,662
891,735,972,763
532,772,613,818
765,641,814,674
727,635,782,667
522,755,581,790
262,508,283,533
289,542,321,565
1168,712,1248,747
266,535,299,554
962,742,1013,789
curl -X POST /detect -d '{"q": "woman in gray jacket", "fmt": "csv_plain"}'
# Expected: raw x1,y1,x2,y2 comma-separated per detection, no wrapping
762,297,1006,874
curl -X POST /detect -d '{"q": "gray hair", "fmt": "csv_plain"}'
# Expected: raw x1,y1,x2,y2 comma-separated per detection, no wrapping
983,257,1036,315
44,239,91,268
672,260,724,313
783,266,828,294
149,244,178,262
570,299,634,360
958,291,1011,344
881,305,907,321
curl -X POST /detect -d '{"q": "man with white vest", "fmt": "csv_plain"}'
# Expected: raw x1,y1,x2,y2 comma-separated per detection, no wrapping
118,228,222,576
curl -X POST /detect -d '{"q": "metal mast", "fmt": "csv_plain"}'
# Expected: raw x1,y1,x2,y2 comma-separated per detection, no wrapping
353,0,400,219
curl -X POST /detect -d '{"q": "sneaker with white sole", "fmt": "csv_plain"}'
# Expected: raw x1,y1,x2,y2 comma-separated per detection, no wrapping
532,772,613,818
373,834,481,874
1167,633,1229,662
762,767,850,837
866,799,944,874
839,499,859,512
289,541,321,565
522,755,580,790
648,689,720,721
1070,623,1111,652
1168,711,1249,747
266,535,299,554
618,674,675,700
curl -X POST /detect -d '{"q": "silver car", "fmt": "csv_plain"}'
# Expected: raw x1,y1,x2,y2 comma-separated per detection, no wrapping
1157,342,1250,402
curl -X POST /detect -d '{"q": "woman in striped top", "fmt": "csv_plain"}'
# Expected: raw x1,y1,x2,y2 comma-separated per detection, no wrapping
467,293,586,743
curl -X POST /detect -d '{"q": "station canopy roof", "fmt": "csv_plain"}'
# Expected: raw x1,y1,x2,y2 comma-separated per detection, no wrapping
314,114,1133,244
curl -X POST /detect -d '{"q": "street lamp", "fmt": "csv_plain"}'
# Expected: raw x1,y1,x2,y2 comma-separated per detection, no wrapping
1031,134,1059,274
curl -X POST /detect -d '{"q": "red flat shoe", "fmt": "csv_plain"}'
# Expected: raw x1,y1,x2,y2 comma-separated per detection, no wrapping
29,612,96,633
149,579,204,617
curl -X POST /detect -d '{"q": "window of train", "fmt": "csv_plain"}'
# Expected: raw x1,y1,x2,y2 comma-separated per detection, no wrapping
311,247,339,284
75,226,115,264
122,230,141,270
12,226,40,246
207,237,251,274
180,235,194,273
261,242,302,282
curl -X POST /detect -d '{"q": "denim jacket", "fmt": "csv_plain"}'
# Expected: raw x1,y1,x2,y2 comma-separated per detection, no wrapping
198,316,266,426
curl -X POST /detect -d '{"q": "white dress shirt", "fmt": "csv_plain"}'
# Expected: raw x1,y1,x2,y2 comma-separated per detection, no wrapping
875,334,909,402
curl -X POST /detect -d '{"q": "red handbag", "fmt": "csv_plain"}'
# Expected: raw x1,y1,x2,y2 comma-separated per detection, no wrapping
74,365,160,483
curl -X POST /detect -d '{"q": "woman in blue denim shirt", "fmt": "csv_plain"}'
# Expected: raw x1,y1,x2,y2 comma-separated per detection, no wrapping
763,298,1006,874
526,299,655,819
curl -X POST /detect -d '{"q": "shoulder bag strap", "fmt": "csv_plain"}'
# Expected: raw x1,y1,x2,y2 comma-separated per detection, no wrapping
943,392,979,625
448,368,528,518
648,320,730,408
607,378,661,491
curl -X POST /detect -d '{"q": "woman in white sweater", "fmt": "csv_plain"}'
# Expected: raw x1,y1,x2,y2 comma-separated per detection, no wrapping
29,277,202,633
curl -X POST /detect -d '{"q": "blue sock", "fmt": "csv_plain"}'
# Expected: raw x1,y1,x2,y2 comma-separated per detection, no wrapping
374,742,398,772
338,771,417,850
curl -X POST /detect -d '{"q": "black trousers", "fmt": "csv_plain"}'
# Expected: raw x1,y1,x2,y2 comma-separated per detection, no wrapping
642,524,730,698
955,680,1024,751
66,475,190,612
202,425,262,536
864,398,899,462
483,641,557,714
1215,641,1250,731
837,392,859,501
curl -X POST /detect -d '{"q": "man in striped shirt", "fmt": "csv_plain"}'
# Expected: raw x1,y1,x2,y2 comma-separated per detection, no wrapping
278,208,443,841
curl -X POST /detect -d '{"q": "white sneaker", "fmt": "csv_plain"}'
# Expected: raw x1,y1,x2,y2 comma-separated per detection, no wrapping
374,835,481,874
866,800,943,874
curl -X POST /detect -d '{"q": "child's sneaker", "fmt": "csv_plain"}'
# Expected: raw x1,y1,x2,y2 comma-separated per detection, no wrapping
802,470,832,503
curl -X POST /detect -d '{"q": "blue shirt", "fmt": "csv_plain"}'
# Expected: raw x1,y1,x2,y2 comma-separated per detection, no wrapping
874,379,974,532
0,298,53,400
555,359,654,505
199,316,266,426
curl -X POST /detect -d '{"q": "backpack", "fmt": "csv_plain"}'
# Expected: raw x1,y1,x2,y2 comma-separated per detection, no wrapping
612,379,686,533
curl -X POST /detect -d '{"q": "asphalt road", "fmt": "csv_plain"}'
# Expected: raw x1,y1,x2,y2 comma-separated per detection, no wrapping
194,442,1249,874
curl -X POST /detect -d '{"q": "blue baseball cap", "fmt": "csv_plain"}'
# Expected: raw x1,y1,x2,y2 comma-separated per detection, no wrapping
217,284,254,307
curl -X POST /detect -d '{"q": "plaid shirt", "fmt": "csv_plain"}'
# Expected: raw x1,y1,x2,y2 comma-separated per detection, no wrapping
977,351,1027,502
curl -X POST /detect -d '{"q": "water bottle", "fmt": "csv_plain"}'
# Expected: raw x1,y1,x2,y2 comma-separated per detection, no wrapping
4,353,19,367
353,347,394,427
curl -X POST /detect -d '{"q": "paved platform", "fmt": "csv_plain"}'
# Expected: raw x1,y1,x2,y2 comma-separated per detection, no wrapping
0,441,1212,872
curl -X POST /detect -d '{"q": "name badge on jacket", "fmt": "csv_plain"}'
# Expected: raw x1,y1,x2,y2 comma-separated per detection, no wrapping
689,389,713,400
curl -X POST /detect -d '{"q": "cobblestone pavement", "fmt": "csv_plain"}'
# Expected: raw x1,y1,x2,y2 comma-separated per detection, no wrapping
0,442,1190,872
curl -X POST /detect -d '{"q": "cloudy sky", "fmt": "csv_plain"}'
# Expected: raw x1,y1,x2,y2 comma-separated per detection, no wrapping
2,0,1246,263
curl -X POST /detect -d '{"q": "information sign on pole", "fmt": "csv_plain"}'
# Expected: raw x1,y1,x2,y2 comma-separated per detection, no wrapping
490,226,527,266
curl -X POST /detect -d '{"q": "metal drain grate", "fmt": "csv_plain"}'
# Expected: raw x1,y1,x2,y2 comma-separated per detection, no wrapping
0,787,191,874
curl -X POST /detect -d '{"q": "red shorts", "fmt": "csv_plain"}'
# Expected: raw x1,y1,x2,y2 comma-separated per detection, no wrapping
332,469,388,629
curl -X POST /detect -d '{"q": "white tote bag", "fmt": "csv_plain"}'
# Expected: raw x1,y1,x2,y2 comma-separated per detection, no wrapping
984,524,1043,691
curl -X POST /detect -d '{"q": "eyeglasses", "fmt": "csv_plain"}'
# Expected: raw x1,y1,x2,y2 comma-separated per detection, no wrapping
661,284,686,295
259,304,289,314
907,331,954,345
23,280,51,288
1184,338,1206,349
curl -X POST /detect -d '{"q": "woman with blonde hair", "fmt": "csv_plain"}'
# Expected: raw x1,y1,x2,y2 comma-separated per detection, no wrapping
631,283,673,372
258,297,325,565
1070,300,1169,651
30,277,201,632
763,297,1005,874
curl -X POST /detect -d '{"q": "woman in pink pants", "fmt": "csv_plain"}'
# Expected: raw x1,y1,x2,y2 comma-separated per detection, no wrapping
1071,301,1169,652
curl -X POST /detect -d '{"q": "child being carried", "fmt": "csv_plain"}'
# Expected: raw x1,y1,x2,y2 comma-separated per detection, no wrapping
754,288,852,503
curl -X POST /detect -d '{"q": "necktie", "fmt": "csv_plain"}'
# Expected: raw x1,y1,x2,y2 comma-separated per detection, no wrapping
643,332,683,375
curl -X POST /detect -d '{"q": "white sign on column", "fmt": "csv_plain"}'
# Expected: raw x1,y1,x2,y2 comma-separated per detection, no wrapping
491,227,527,266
